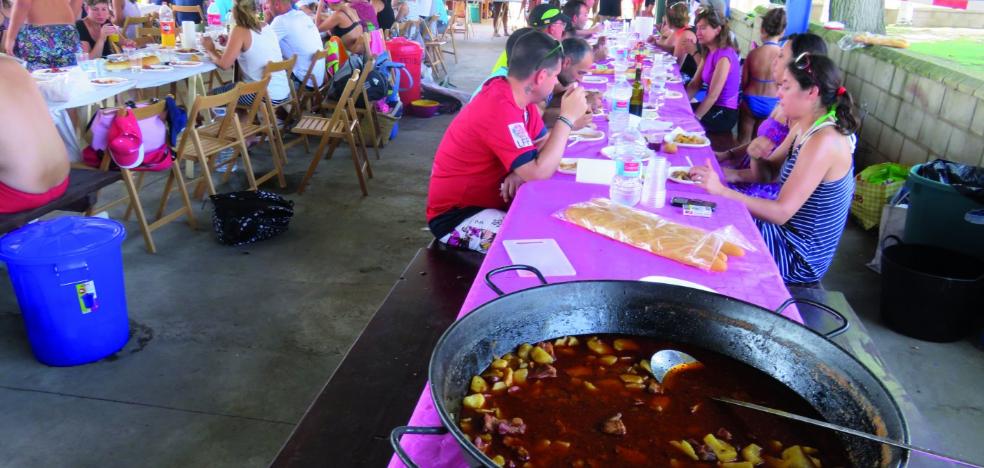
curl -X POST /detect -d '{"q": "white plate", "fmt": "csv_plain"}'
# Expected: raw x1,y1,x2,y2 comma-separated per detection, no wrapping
90,77,130,86
639,275,717,293
664,90,684,99
558,158,579,175
599,146,655,160
666,76,683,84
570,128,605,141
664,131,710,148
170,60,203,67
667,166,695,184
32,67,71,76
582,75,608,84
144,64,173,72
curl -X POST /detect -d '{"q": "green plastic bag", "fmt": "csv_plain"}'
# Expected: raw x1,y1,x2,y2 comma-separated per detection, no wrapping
851,162,909,230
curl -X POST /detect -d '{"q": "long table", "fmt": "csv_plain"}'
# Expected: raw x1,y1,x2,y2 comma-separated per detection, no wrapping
387,60,801,467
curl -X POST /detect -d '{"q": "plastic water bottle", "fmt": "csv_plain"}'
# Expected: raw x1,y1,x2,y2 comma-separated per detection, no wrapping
642,155,668,208
609,77,632,143
207,2,222,26
159,3,176,47
610,143,646,207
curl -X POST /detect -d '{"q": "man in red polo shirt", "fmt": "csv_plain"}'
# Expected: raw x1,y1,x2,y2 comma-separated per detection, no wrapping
426,31,589,253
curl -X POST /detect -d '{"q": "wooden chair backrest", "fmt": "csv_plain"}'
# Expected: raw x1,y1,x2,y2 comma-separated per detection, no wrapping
300,48,333,91
136,26,161,38
170,4,205,19
235,77,274,126
327,69,361,128
187,85,241,144
395,20,415,38
124,98,168,122
263,56,299,108
420,16,439,41
123,15,153,31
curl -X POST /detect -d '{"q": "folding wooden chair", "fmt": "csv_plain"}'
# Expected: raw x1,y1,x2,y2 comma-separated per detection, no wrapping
86,98,197,253
294,49,334,114
419,17,449,82
435,15,459,63
220,78,287,189
451,1,471,40
292,70,373,195
320,42,381,160
171,84,253,198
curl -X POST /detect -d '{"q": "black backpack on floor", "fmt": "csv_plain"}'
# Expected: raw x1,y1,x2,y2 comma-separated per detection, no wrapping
210,190,295,246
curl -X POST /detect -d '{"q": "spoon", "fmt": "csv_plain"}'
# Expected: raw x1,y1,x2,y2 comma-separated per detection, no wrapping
647,350,984,468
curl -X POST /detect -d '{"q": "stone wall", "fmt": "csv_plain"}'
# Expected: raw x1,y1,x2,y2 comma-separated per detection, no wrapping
730,7,984,169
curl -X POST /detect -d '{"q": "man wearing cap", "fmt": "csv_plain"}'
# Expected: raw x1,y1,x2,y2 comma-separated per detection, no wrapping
426,31,588,253
528,3,571,40
268,0,327,89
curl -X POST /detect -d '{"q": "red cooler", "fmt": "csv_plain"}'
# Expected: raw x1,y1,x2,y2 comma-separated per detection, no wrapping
386,38,423,105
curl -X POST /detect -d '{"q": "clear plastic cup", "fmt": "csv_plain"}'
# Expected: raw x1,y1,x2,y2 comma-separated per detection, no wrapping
125,47,142,73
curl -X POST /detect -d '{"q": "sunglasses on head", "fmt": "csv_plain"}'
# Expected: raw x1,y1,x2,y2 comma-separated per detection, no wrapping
793,52,817,83
534,41,564,71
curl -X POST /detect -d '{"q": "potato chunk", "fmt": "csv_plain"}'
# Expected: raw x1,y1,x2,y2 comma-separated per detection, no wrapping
462,393,485,409
741,443,764,465
531,346,554,364
703,433,738,462
470,376,488,393
613,338,639,351
669,440,699,461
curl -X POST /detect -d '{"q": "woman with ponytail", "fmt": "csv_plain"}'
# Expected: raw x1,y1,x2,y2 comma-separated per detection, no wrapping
689,53,858,285
686,5,742,135
201,0,290,106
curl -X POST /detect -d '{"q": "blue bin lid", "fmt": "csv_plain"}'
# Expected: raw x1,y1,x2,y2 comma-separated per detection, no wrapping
0,216,126,265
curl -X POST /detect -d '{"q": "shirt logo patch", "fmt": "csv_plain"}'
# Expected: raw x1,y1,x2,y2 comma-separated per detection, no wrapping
508,122,533,149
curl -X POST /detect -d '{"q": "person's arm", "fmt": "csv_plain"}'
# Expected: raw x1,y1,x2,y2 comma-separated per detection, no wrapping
3,0,30,55
512,86,588,182
202,25,246,70
318,10,338,33
704,133,840,224
693,54,730,120
685,50,705,97
112,0,125,26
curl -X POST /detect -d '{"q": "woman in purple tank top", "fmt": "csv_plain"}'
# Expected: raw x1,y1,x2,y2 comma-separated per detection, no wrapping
685,5,741,135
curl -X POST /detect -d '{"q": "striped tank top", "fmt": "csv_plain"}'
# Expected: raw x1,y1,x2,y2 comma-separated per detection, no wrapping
756,121,855,284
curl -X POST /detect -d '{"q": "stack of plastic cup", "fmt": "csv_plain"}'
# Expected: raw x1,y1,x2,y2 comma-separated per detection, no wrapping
642,155,668,208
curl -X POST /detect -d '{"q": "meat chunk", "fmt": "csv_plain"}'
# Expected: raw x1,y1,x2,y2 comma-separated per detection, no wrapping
696,443,717,462
646,380,664,395
716,427,733,441
512,445,531,461
482,413,499,433
497,417,527,435
473,436,488,452
601,413,627,436
530,364,558,379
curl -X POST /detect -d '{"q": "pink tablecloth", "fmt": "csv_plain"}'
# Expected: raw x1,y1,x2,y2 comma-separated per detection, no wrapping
388,63,799,468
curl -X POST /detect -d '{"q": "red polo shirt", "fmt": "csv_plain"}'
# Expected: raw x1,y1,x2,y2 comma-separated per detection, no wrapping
426,77,546,230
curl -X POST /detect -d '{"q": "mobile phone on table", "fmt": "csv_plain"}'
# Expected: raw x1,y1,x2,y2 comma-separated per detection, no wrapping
671,197,716,210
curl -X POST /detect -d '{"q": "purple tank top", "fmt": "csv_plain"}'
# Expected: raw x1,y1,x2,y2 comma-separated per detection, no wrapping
757,117,789,147
701,46,741,109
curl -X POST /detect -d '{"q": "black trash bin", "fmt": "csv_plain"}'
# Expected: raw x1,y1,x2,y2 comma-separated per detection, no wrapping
881,236,984,342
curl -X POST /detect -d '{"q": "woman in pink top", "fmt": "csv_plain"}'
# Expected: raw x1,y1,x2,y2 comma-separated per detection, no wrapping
686,5,741,135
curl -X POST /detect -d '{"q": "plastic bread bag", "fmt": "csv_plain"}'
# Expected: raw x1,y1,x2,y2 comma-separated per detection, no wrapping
838,32,909,51
554,198,748,272
709,224,757,253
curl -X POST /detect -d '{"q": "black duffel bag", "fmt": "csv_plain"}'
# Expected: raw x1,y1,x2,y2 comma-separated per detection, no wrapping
210,190,294,246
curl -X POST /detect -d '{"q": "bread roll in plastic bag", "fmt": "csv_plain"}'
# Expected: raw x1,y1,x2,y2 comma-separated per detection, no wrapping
555,198,747,272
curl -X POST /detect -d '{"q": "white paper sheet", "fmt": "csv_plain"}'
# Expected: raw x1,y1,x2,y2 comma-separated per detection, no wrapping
503,239,576,277
575,158,616,185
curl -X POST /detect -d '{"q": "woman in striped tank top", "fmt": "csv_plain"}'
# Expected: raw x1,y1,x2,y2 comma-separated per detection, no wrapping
689,53,859,285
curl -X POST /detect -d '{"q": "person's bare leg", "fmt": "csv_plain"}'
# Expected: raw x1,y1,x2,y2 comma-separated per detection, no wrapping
491,3,500,36
737,103,756,145
504,3,510,35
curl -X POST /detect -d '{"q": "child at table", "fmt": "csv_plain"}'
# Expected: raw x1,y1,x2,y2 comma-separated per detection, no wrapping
0,55,70,213
689,55,858,286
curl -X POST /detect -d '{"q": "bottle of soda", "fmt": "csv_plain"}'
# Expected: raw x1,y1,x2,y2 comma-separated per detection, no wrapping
159,3,176,48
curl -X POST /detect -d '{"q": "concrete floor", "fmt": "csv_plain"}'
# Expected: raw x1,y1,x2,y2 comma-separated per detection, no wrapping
1,24,982,468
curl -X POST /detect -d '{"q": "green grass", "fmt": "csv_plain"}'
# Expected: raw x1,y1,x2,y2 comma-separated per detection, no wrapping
908,38,984,70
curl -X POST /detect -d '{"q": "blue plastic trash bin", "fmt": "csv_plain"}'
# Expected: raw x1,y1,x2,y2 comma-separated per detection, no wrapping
0,217,129,366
